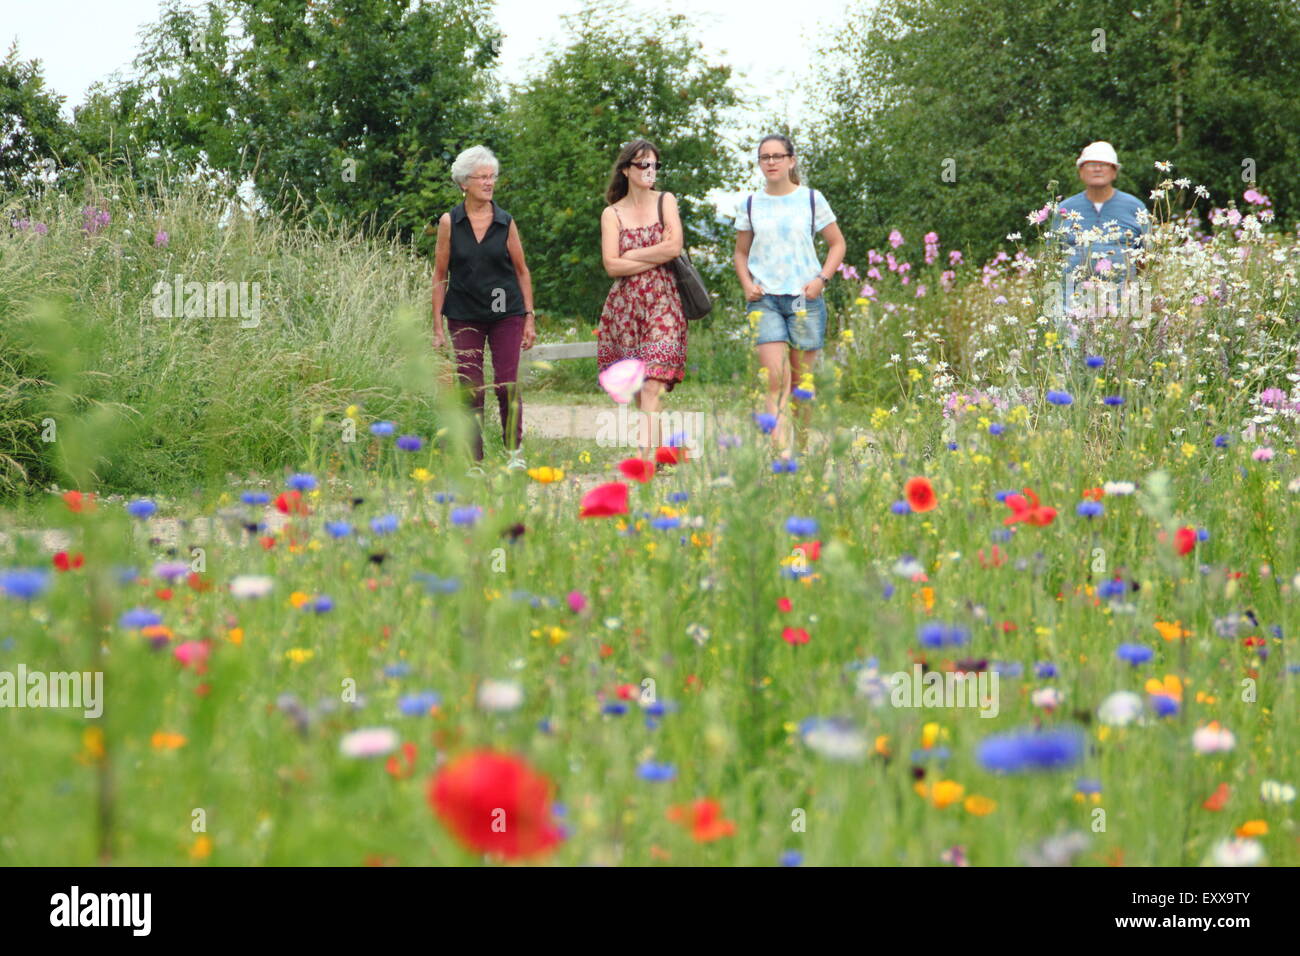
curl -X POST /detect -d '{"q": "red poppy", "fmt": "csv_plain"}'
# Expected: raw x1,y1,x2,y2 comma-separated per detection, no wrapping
386,742,418,780
655,446,687,465
782,627,810,645
62,490,96,513
1003,487,1057,527
1202,782,1230,811
155,588,173,601
428,750,562,860
187,572,211,592
667,798,736,843
905,476,937,513
52,551,84,572
617,457,654,483
776,597,793,612
1082,487,1104,501
792,540,821,561
275,490,309,515
259,536,277,551
1174,526,1196,556
615,683,638,700
977,546,1006,569
579,482,630,518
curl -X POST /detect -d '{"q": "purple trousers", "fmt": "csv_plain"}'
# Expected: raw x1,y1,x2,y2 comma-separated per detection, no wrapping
446,313,525,460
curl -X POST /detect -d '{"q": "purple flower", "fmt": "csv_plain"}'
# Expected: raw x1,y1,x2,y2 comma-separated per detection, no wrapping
119,607,162,629
890,500,911,515
450,506,482,527
1102,395,1125,406
753,413,777,434
1084,355,1105,368
976,728,1084,772
918,622,970,648
1046,390,1073,406
396,435,424,451
370,421,395,436
154,230,169,248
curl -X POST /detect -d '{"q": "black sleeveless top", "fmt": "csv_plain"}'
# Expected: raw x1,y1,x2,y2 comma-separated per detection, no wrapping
443,201,526,322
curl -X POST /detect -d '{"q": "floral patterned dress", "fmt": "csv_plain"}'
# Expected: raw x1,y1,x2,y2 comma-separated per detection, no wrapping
596,207,688,391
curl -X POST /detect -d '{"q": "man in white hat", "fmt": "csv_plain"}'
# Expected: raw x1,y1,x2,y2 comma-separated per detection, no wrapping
1048,141,1149,329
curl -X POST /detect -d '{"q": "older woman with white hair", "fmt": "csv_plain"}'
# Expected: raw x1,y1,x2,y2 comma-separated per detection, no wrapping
433,145,536,473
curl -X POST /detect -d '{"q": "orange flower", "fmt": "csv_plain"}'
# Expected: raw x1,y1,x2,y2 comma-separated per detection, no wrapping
62,490,96,513
1082,486,1104,501
667,798,736,842
916,779,964,809
904,476,937,513
1235,819,1268,837
151,731,187,750
964,795,997,816
1154,620,1192,641
1144,674,1183,701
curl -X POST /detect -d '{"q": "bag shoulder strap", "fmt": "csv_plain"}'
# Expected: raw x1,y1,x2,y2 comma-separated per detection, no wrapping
809,187,817,236
657,191,665,226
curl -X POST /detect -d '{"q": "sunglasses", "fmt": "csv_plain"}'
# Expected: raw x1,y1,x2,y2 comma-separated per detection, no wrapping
628,161,663,171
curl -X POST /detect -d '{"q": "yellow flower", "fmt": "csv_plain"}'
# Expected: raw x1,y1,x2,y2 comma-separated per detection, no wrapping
410,467,434,483
289,591,310,609
1044,331,1058,347
227,627,244,645
151,731,187,751
578,450,591,464
918,779,965,809
189,835,213,860
1144,674,1183,701
1166,381,1183,399
285,648,314,663
874,734,891,757
964,795,997,816
527,466,564,483
853,298,868,307
1181,442,1196,459
79,728,105,764
345,404,359,419
908,368,923,382
921,722,943,749
546,625,569,645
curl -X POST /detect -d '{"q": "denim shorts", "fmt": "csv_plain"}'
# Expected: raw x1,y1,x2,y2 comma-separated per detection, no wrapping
749,293,828,351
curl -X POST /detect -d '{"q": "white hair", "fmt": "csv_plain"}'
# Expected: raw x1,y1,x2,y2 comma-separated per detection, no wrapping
450,145,500,187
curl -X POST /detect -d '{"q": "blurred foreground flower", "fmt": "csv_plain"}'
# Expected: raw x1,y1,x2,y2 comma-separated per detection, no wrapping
428,750,562,860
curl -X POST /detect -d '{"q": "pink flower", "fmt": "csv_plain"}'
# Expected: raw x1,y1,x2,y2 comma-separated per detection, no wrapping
867,249,883,264
888,229,904,249
866,267,882,281
923,231,938,244
598,358,646,404
567,590,587,613
914,284,927,297
173,640,211,671
1094,258,1113,274
1258,388,1286,406
1252,447,1274,461
860,283,877,299
154,230,170,248
949,249,963,266
1030,204,1052,224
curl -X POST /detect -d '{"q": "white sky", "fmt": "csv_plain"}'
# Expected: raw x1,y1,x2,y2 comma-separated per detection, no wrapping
4,0,863,207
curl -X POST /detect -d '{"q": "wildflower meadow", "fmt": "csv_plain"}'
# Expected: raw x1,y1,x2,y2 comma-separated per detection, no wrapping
1,166,1296,871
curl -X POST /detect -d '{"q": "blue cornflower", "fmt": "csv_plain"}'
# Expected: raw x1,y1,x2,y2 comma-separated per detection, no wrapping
398,691,441,716
1116,643,1153,666
1102,395,1125,406
286,473,317,492
450,506,482,527
918,622,970,648
370,514,399,535
396,435,423,451
988,423,1006,436
651,516,681,530
666,431,688,447
1076,501,1104,518
1214,434,1230,448
602,702,628,716
1097,578,1127,599
976,728,1085,773
0,569,50,601
126,499,157,519
309,595,334,613
1046,390,1073,405
1196,528,1210,541
947,441,959,451
882,582,896,599
433,492,455,504
370,421,396,436
325,521,352,538
384,662,412,678
1149,694,1179,717
792,387,814,401
753,413,778,434
241,491,270,505
717,434,742,449
785,516,818,536
667,492,689,503
119,607,162,629
1075,778,1102,795
1084,355,1105,368
994,490,1015,502
991,660,1024,678
990,528,1013,542
890,500,911,515
772,458,798,473
414,573,460,594
636,761,676,782
1034,661,1058,679
779,850,804,867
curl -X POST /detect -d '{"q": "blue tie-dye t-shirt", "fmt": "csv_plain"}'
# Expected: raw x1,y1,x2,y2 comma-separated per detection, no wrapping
735,185,837,295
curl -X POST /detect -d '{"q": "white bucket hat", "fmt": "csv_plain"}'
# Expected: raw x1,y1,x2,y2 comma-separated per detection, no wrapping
1077,141,1120,168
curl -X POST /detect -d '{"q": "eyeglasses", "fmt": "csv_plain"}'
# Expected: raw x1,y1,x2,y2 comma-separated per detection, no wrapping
759,153,791,164
468,174,497,183
629,161,662,171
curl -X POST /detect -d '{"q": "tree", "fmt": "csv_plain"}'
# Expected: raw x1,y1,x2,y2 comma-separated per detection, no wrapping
71,0,506,248
806,0,1300,266
0,43,76,194
500,0,742,321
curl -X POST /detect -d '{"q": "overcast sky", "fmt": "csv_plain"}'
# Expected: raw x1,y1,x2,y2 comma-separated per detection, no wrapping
4,0,856,126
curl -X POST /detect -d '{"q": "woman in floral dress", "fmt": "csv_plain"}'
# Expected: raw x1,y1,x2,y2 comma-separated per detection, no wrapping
597,138,688,461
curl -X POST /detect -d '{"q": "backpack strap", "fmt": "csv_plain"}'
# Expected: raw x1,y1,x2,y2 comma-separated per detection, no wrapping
809,187,817,236
747,194,753,229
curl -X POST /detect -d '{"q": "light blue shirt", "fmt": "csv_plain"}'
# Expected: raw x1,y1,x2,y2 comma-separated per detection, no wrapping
1049,189,1149,280
735,185,836,295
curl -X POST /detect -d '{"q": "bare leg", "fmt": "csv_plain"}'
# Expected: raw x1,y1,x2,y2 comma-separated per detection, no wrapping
788,348,820,454
636,378,665,460
757,342,793,457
